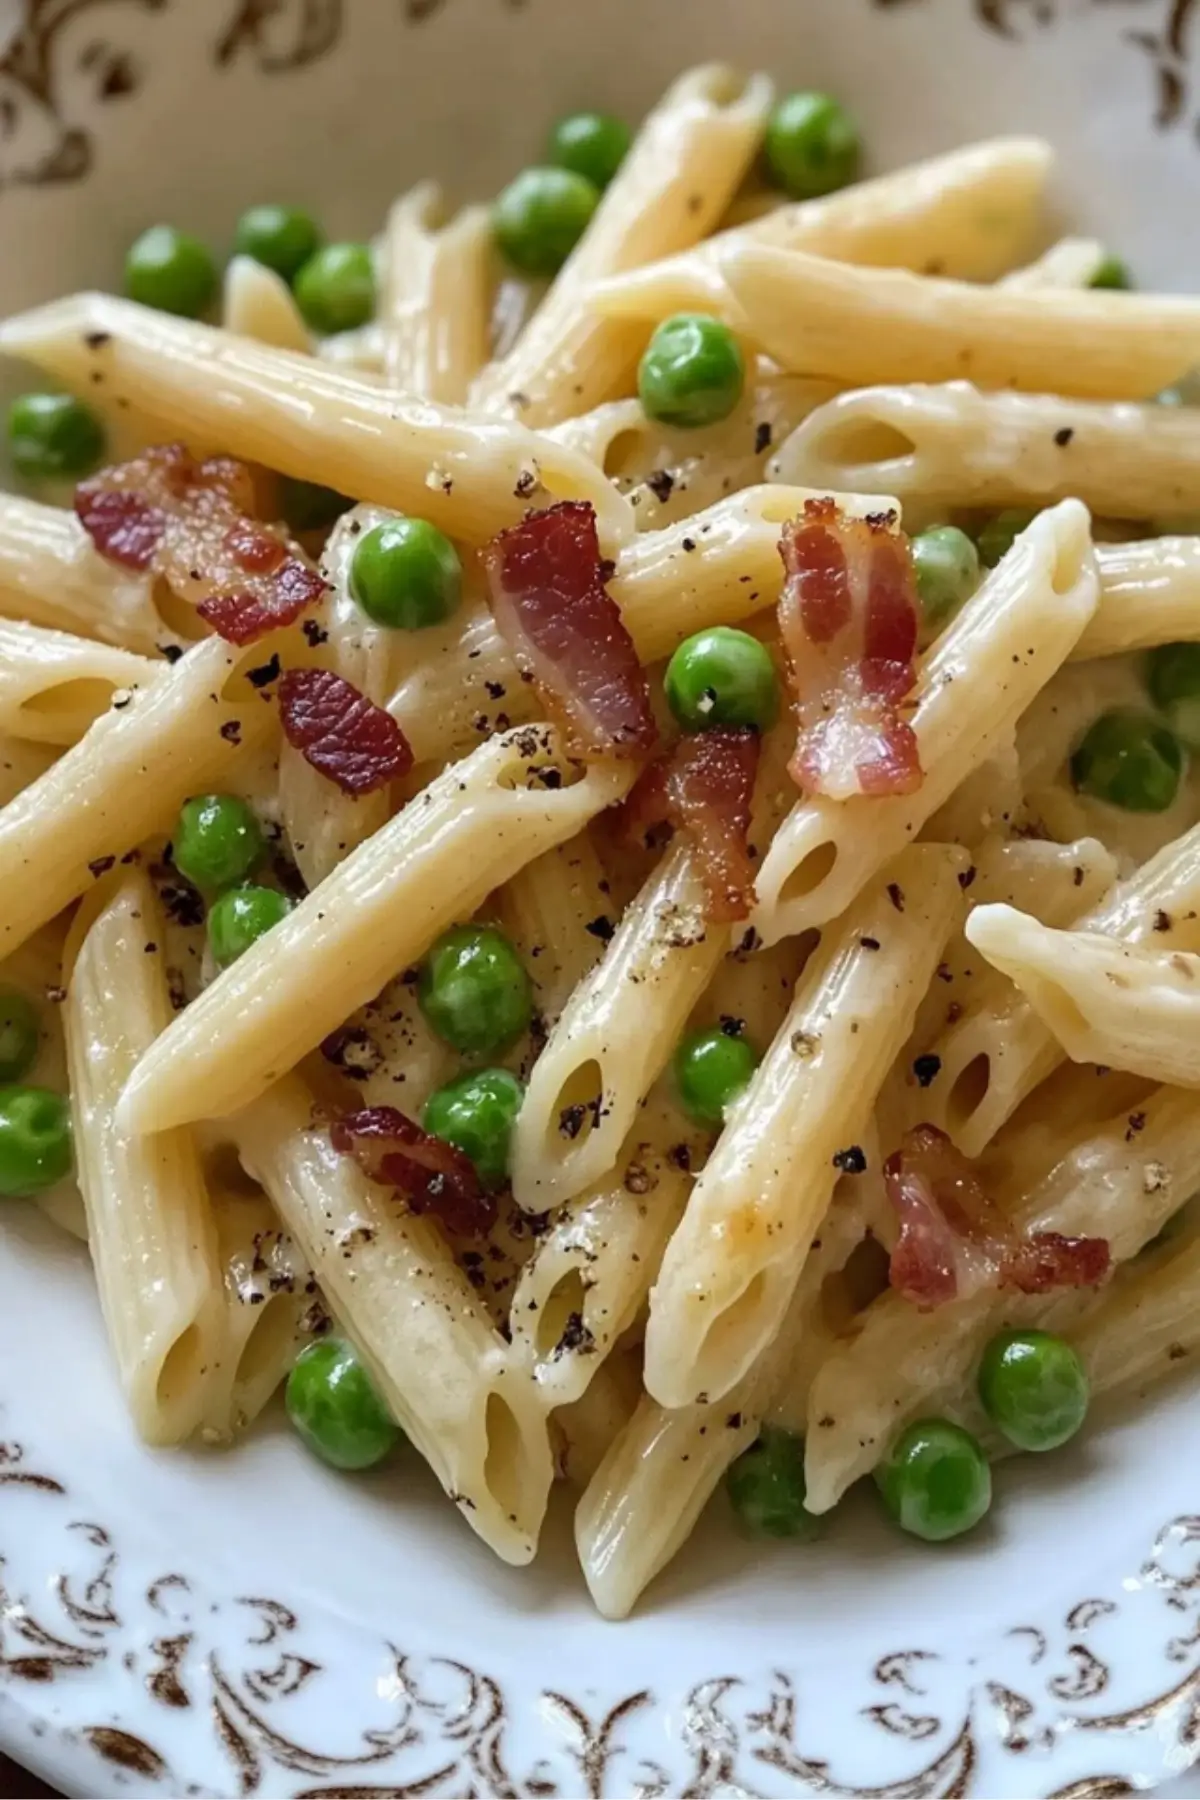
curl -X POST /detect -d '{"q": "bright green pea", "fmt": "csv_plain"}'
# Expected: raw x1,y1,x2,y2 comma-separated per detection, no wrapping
418,924,533,1057
912,526,981,627
208,885,291,968
285,1337,399,1471
638,314,746,429
765,92,861,199
977,508,1039,569
279,477,353,534
7,393,104,482
0,991,38,1084
0,1085,72,1197
1090,253,1133,291
548,111,631,190
1147,643,1200,750
350,518,463,630
234,204,322,283
727,1427,822,1539
674,1026,759,1129
875,1418,992,1542
125,225,218,318
174,794,264,894
423,1068,524,1189
664,626,778,733
978,1328,1089,1453
293,243,375,334
493,167,600,276
1071,709,1185,813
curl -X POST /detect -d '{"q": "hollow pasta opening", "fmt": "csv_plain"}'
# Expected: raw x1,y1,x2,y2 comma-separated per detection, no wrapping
234,1296,298,1401
693,1269,770,1385
152,576,210,642
603,427,654,480
1048,522,1090,597
541,1057,605,1163
946,1052,992,1133
155,1322,205,1416
535,1266,590,1362
483,1391,526,1522
777,839,839,908
19,677,127,736
809,417,917,474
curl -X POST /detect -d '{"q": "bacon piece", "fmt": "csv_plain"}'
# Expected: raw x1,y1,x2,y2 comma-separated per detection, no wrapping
483,501,657,759
330,1106,496,1238
76,443,326,644
778,498,922,800
884,1125,1110,1309
622,728,760,922
278,668,413,796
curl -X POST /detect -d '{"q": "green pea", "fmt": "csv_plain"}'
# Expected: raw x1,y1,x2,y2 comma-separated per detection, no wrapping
674,1026,759,1129
978,1328,1089,1453
418,924,532,1057
208,885,291,969
125,225,218,318
0,991,39,1083
912,526,981,627
1147,643,1200,750
1090,253,1133,291
279,477,353,534
423,1068,524,1189
664,626,778,733
234,204,322,283
548,111,631,190
1071,709,1185,813
0,1085,72,1197
977,508,1039,569
174,794,264,894
875,1418,992,1542
7,392,105,482
285,1337,399,1471
765,92,861,200
638,314,746,429
293,243,376,335
727,1427,822,1539
493,167,600,276
350,517,463,630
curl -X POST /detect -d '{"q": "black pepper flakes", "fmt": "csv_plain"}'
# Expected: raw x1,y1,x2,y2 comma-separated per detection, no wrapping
913,1053,942,1088
246,653,281,690
220,719,242,743
84,330,112,349
1155,909,1173,933
681,537,697,553
1125,1111,1147,1142
1055,427,1075,447
832,1145,867,1174
860,936,881,952
754,421,772,455
88,855,115,878
302,619,329,647
159,643,184,664
585,914,615,942
887,882,905,912
958,865,977,891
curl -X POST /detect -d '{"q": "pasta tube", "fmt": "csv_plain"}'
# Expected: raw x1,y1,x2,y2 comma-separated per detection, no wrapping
380,183,492,402
0,617,160,746
0,493,178,655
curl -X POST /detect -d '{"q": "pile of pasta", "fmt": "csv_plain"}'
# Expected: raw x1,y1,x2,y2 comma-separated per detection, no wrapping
5,64,1200,1620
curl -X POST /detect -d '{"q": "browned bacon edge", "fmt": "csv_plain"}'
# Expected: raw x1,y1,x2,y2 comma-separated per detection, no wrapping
330,1105,495,1238
622,728,761,923
884,1124,1110,1309
483,500,657,760
279,668,414,796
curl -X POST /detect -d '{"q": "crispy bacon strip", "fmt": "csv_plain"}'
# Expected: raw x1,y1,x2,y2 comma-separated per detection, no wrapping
330,1106,496,1238
622,728,760,922
778,498,922,800
278,668,414,795
76,443,326,645
483,500,657,759
884,1125,1110,1310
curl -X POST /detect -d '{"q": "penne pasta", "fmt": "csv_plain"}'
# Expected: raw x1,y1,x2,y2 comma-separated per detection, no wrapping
999,236,1106,291
0,492,181,655
1080,539,1200,661
0,293,635,551
380,183,492,402
119,725,635,1134
1068,1215,1200,1404
494,832,611,1030
0,616,161,746
0,734,56,807
770,382,1200,520
714,244,1200,399
473,65,774,425
63,872,224,1445
231,1074,555,1564
222,254,312,353
751,501,1098,945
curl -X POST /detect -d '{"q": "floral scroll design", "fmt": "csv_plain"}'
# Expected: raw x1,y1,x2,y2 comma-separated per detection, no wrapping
4,1436,1200,1798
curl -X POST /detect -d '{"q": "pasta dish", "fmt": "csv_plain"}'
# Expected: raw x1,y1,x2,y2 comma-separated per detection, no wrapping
2,66,1199,1619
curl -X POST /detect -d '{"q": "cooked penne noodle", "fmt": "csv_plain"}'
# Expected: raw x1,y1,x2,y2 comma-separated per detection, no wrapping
1000,236,1106,291
380,183,492,402
0,617,161,746
119,725,635,1134
0,734,56,806
771,383,1200,519
473,65,774,425
715,244,1200,399
1080,539,1200,660
0,294,635,551
63,872,224,1446
315,320,387,372
0,493,179,654
588,137,1053,322
494,833,611,1030
803,1084,1200,1513
752,501,1098,945
966,904,1200,1088
0,631,279,959
554,1353,643,1489
1069,1217,1200,1403
644,843,964,1410
231,1074,555,1564
222,254,312,353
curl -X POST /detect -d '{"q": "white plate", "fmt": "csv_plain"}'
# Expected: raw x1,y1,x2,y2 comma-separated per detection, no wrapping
3,3,1200,1795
